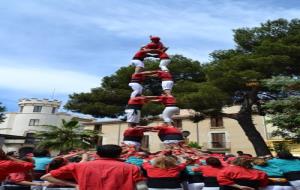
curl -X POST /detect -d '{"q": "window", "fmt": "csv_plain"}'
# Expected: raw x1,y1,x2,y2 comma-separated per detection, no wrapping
94,124,102,132
33,106,42,113
141,135,149,149
211,133,226,148
20,106,24,113
29,119,40,126
51,107,56,114
210,116,223,128
25,133,35,144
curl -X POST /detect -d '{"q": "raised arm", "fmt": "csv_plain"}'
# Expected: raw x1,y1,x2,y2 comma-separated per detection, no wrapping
41,173,77,188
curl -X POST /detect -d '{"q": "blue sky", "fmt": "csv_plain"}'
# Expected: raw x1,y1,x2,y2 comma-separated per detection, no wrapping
0,0,299,112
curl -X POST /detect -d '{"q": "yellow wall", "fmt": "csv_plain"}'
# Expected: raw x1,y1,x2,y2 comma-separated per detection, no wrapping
85,107,300,156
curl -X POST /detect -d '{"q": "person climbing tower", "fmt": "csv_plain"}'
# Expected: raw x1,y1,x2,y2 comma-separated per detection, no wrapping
149,93,180,125
123,125,153,149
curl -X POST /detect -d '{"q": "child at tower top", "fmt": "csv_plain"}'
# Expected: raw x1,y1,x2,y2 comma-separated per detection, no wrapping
142,36,171,71
141,36,168,53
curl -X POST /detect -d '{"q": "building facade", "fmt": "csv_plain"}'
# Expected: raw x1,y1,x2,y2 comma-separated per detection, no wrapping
85,106,300,156
0,98,94,152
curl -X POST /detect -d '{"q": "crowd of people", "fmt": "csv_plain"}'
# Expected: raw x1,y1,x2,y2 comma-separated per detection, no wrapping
1,144,300,190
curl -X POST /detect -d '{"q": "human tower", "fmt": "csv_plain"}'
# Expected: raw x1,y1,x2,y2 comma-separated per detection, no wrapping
123,36,184,149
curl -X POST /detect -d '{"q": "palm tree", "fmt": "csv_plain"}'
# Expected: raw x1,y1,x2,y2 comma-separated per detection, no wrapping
36,119,99,153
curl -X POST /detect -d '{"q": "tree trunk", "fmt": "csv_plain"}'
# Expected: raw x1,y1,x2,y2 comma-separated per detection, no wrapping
236,107,271,156
222,89,272,156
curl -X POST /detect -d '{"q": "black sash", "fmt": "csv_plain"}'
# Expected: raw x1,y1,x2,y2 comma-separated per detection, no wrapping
187,174,204,183
203,176,219,187
123,136,142,143
284,171,300,181
221,179,260,190
147,177,182,188
159,133,184,141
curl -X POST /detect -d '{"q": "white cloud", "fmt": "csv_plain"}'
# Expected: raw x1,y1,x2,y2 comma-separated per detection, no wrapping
0,65,100,94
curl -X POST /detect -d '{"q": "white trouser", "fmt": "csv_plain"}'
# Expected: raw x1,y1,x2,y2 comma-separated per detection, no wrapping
260,186,295,190
289,180,300,190
129,83,143,97
136,181,148,190
162,106,180,123
160,59,171,71
162,80,174,91
123,141,141,147
163,140,183,144
202,187,220,190
148,188,183,190
188,183,204,190
131,59,144,68
125,109,141,123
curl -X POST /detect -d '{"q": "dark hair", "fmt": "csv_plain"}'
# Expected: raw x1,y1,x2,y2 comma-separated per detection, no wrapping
277,151,295,160
97,144,122,158
232,157,253,169
33,149,50,157
237,151,243,155
206,157,222,167
47,157,68,172
6,151,16,156
0,148,8,160
21,157,34,163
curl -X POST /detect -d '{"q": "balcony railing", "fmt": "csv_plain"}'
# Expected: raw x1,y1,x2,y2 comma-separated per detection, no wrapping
202,142,231,150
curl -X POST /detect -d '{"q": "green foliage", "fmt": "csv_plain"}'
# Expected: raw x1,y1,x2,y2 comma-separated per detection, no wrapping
272,142,291,153
188,141,202,149
176,82,228,114
264,97,300,141
263,76,300,141
262,76,300,91
0,102,6,123
36,119,99,152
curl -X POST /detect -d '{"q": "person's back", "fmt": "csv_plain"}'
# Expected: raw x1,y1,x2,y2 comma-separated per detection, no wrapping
268,157,300,173
217,157,268,190
42,144,142,190
62,159,141,190
268,152,300,189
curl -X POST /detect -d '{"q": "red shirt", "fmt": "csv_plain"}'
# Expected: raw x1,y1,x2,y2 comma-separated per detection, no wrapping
144,42,165,51
131,73,145,83
142,162,186,178
50,159,142,190
194,165,224,177
156,126,182,136
217,165,268,186
157,95,176,106
159,52,170,59
133,50,147,60
123,128,147,138
128,97,147,105
7,172,32,183
0,160,34,182
156,71,172,81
